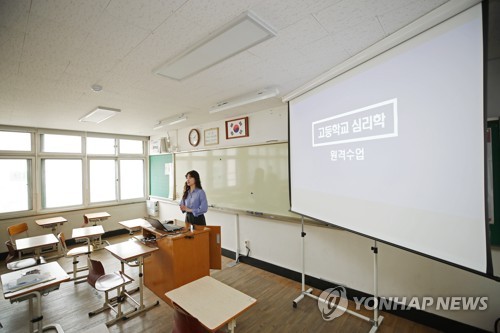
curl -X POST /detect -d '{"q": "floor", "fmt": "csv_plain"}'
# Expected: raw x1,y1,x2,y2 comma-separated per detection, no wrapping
0,233,442,333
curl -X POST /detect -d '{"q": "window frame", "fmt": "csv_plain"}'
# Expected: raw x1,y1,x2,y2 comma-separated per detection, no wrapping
0,127,35,155
40,157,84,211
0,126,148,218
0,156,35,217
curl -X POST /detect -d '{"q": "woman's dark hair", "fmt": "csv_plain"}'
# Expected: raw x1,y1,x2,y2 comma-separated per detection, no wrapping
182,170,203,200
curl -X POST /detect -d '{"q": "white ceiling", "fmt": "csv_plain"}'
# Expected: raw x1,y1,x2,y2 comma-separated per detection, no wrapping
1,0,492,137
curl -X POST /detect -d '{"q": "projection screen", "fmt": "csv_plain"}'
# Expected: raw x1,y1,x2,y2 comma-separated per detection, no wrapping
289,4,489,274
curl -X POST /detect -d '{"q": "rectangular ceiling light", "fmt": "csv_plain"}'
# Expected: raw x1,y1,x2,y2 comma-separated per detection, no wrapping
155,11,276,81
154,114,188,130
79,107,120,123
209,87,279,113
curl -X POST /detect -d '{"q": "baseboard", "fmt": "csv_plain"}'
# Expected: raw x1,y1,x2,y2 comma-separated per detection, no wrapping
221,249,490,333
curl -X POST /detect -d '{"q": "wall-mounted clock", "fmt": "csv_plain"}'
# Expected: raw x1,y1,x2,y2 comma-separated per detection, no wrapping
189,128,200,146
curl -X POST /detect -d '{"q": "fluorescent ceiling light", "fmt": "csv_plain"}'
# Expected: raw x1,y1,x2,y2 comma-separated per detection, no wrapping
154,114,188,130
79,107,120,123
209,88,280,114
155,11,276,81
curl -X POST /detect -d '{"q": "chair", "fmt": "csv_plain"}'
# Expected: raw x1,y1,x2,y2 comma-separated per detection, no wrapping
7,223,30,259
172,302,213,333
5,240,45,271
57,232,93,284
82,214,90,226
87,258,134,325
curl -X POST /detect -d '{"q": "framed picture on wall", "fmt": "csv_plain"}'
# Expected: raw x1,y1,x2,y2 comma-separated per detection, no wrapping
150,139,161,154
204,128,219,146
225,117,249,139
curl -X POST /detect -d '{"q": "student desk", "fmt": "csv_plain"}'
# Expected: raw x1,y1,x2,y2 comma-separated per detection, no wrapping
15,234,59,264
72,225,106,251
165,276,256,333
1,262,70,333
118,218,151,235
142,225,221,303
104,239,160,324
35,216,68,256
84,212,110,225
35,216,68,236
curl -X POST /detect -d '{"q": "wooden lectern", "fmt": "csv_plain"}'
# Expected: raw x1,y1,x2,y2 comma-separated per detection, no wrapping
142,224,221,303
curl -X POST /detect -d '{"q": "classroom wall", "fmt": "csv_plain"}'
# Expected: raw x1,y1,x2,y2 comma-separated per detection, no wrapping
152,106,500,332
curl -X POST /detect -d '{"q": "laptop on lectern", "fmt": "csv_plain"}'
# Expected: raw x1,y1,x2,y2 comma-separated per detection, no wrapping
145,218,183,232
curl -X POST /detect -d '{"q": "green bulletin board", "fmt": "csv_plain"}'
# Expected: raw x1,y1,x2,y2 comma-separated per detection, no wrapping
149,154,173,199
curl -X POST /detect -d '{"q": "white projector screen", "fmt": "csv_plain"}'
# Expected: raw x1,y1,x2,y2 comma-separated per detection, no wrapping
289,4,489,274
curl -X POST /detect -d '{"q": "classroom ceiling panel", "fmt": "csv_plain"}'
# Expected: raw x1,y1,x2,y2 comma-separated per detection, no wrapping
1,0,491,137
29,0,108,30
104,0,184,31
0,0,29,32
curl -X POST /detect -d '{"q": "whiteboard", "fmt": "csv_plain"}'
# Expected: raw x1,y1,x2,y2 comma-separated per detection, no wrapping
174,142,297,219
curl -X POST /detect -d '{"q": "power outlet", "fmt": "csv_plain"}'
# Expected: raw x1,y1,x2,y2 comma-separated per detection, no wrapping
244,240,250,248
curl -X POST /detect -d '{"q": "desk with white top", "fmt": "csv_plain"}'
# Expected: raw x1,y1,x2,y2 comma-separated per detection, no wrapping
118,218,152,235
15,234,59,264
84,211,110,223
35,216,68,235
165,276,256,333
1,262,70,333
35,216,68,256
104,239,160,324
72,225,106,251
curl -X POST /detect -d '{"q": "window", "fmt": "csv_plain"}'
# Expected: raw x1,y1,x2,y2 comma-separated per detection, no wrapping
119,139,143,154
87,137,116,155
0,127,146,216
120,160,144,199
42,159,83,208
41,134,82,153
0,159,31,213
0,131,31,151
89,160,116,203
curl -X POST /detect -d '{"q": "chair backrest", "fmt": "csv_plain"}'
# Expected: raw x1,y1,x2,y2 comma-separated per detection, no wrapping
87,258,105,288
57,232,68,253
5,240,18,264
172,302,211,333
7,223,29,241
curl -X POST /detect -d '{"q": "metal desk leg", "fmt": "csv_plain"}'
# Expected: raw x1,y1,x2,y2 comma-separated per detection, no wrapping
227,319,237,333
123,256,159,320
34,249,42,265
31,291,65,333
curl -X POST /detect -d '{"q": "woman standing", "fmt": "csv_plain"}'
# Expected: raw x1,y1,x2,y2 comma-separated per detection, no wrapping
179,170,208,230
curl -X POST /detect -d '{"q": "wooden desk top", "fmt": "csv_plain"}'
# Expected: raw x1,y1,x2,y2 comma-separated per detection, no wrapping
84,212,110,220
15,234,58,251
35,216,68,227
165,276,256,332
1,262,70,299
118,218,152,230
105,240,158,262
72,225,105,239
